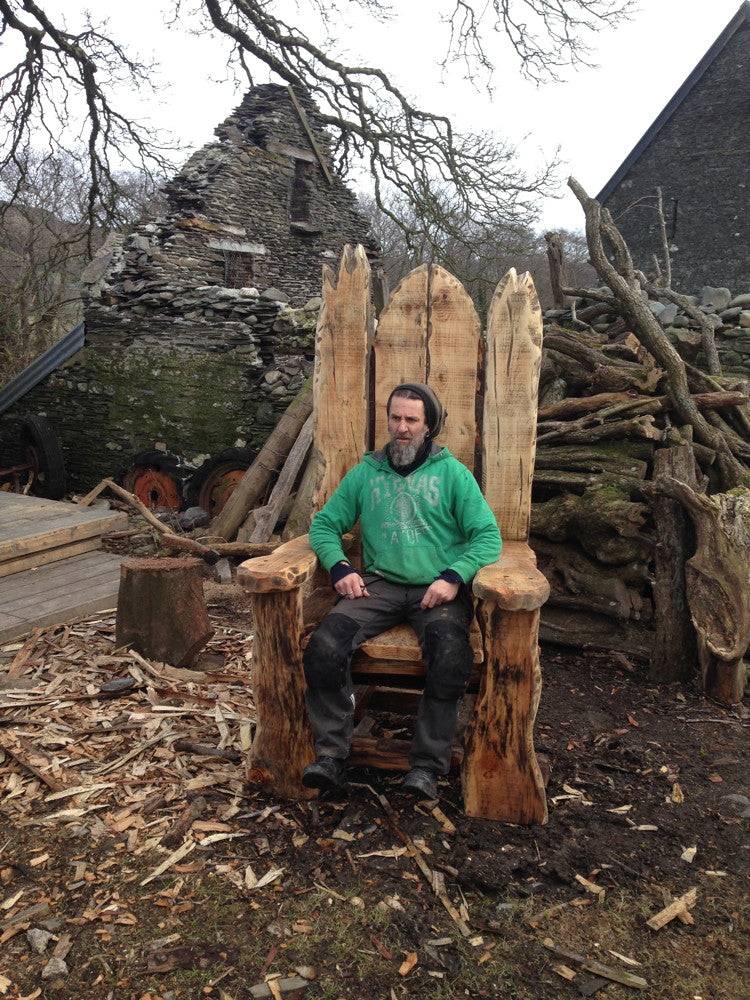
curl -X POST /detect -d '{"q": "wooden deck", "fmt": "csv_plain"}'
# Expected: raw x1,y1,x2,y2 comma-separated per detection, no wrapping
0,493,125,642
0,492,126,577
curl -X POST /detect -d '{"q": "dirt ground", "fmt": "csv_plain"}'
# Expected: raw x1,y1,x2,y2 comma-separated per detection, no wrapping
0,592,748,1000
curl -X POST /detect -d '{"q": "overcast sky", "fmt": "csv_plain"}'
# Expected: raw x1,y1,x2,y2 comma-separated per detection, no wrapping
18,0,746,232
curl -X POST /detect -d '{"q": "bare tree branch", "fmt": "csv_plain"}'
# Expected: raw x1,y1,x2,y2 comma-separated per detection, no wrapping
1,1,629,255
568,176,747,488
0,0,174,242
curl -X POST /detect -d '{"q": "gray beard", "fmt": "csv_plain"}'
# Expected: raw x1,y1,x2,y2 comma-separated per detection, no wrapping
388,434,427,467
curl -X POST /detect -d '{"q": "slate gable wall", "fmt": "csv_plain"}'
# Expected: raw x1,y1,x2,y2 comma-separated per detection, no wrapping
602,21,750,291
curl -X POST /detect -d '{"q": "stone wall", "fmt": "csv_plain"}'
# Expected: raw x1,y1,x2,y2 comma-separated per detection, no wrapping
602,19,750,292
1,296,319,490
1,84,375,492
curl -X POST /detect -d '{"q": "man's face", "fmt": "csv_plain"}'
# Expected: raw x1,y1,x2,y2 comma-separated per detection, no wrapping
387,396,428,466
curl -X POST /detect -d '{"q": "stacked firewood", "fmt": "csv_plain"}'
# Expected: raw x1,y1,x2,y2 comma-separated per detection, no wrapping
530,314,750,659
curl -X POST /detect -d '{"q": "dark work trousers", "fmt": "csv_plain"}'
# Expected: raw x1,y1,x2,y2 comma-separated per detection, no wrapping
302,575,474,775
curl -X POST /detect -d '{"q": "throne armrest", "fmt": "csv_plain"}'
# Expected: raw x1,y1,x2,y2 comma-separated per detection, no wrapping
238,534,319,594
472,541,550,611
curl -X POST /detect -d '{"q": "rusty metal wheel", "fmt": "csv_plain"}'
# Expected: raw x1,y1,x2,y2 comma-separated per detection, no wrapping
186,447,255,517
120,452,183,511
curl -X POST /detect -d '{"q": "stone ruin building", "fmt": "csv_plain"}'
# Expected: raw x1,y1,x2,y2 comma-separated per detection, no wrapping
5,84,377,494
599,2,750,292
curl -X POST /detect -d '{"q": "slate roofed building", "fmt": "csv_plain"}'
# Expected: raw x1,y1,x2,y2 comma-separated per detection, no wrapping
1,85,378,494
598,2,750,292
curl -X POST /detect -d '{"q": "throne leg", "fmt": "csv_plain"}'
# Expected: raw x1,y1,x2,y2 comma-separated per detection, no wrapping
461,603,548,824
248,589,316,799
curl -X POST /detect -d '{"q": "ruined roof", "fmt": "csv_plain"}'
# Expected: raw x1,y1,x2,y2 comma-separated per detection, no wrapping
597,2,750,202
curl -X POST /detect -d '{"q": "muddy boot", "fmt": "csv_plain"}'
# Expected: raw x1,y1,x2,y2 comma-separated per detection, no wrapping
302,756,347,793
402,767,438,800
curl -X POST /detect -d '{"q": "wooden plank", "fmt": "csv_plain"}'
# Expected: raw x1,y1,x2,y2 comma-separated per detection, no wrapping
250,414,314,540
2,569,120,619
286,86,334,185
0,535,102,578
0,552,122,643
483,268,543,541
350,734,463,771
427,266,480,470
358,620,482,662
0,494,117,523
0,553,122,610
2,558,120,608
0,589,119,644
0,505,114,539
0,511,125,557
0,494,61,515
352,657,426,677
312,245,372,510
373,266,428,448
0,609,25,633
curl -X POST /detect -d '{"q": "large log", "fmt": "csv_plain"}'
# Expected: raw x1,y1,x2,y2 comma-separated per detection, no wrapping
462,606,547,824
211,382,313,541
539,414,664,447
282,450,320,540
539,605,653,660
247,588,316,798
243,413,314,542
116,557,214,667
658,477,750,705
535,445,648,478
532,487,652,566
651,443,701,683
534,537,650,622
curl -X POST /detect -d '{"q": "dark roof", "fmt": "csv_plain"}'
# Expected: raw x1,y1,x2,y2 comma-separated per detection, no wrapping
0,323,84,417
597,2,750,202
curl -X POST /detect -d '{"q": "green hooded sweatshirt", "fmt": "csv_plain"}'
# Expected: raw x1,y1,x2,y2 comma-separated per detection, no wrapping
309,446,501,585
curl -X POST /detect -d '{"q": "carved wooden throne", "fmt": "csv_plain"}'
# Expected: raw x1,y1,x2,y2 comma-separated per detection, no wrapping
239,245,549,823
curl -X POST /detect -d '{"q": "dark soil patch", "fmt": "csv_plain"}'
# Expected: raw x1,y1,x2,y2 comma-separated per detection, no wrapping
1,630,748,999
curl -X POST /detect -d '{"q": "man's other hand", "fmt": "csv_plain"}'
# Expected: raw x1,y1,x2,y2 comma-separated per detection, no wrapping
335,573,370,599
420,579,459,609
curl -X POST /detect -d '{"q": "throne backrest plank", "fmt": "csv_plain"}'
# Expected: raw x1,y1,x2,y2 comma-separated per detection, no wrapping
483,269,543,541
310,246,542,542
311,245,372,511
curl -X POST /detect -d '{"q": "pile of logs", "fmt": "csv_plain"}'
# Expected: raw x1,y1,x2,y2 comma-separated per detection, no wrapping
530,319,750,660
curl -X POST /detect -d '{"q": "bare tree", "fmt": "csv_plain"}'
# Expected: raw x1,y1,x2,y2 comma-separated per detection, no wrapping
1,0,632,252
0,151,165,383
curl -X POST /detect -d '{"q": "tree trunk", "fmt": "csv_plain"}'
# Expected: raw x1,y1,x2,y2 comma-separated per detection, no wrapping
462,604,547,824
658,476,750,704
247,588,316,798
545,231,566,309
211,382,313,541
651,443,701,683
116,557,214,667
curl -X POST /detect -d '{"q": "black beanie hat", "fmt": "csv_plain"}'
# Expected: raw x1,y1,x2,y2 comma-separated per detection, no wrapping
386,382,446,437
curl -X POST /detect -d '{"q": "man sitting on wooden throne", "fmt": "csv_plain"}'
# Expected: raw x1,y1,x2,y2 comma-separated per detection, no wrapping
302,383,501,799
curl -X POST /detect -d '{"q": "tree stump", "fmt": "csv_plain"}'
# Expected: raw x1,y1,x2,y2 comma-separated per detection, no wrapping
116,557,214,666
651,442,701,683
659,478,750,705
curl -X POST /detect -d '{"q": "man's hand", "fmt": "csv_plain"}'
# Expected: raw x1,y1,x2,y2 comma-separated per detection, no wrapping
420,579,459,609
335,573,370,599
